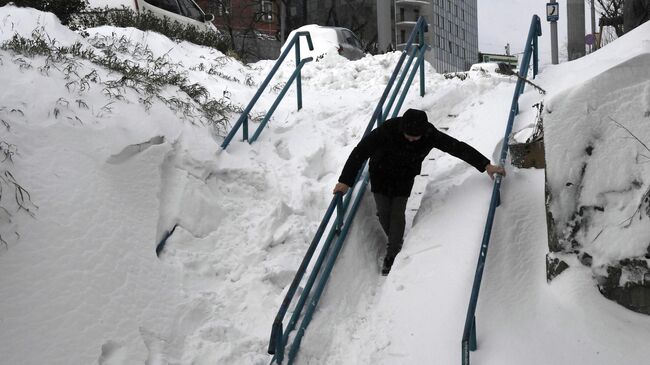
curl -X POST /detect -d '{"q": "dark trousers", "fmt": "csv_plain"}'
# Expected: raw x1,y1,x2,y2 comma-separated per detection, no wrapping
373,193,408,259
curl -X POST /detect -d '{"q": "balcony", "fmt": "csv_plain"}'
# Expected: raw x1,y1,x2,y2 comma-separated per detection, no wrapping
395,0,430,7
396,42,423,50
395,20,418,27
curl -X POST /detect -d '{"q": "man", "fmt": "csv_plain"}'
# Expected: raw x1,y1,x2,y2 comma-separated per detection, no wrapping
333,109,505,275
599,0,650,36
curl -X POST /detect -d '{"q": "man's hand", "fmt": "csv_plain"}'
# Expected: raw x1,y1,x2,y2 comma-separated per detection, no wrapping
333,182,350,194
485,164,506,180
599,17,611,26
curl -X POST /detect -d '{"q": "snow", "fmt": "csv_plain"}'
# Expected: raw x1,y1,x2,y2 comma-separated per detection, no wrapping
1,4,650,365
543,23,650,268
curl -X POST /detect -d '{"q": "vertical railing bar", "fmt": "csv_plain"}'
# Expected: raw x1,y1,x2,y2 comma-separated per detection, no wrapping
296,39,302,110
243,115,249,141
419,31,426,97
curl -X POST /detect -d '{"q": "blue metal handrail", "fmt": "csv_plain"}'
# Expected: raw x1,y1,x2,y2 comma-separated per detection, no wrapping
268,16,429,365
221,31,314,149
461,15,542,365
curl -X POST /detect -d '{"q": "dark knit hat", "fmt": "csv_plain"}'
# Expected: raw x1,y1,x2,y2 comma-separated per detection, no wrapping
402,108,428,136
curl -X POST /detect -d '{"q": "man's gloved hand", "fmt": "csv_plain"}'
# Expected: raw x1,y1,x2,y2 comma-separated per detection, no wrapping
599,17,611,26
485,164,506,180
333,182,350,194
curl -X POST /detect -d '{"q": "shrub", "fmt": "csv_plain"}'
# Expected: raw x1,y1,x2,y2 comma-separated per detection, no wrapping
0,0,89,24
71,6,231,56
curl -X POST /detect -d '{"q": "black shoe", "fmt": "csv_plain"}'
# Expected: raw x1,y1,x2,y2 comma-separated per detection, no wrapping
381,255,395,276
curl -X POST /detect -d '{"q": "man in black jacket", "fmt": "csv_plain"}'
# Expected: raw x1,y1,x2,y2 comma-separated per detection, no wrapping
333,108,505,275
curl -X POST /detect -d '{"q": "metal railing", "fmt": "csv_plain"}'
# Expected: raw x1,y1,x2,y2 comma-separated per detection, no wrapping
221,31,314,149
268,16,429,365
461,15,542,365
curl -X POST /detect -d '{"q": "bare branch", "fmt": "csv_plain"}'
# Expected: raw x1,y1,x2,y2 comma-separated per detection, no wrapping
610,117,650,153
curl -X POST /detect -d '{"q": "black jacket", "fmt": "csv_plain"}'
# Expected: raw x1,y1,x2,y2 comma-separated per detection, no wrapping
338,117,490,197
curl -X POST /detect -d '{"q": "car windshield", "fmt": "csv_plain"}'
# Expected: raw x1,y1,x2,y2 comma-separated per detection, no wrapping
342,29,362,49
177,0,204,21
145,0,180,14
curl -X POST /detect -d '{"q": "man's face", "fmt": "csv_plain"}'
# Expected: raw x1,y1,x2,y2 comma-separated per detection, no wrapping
403,133,422,142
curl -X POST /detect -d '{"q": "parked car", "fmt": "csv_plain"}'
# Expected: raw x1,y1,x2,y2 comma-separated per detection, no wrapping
282,25,366,61
133,0,216,31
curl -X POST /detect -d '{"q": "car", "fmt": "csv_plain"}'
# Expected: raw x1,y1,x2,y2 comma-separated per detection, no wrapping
282,24,365,61
133,0,216,31
469,62,501,73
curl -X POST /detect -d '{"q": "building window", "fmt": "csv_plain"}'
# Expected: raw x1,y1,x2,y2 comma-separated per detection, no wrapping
462,29,465,40
400,7,405,22
448,20,451,32
217,0,231,16
449,40,452,53
259,0,274,22
414,8,419,21
401,30,406,44
462,9,465,21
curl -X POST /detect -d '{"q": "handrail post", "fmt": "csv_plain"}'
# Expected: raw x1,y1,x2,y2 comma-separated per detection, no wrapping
243,115,248,141
335,194,344,233
419,28,425,97
295,40,302,110
470,316,477,351
269,320,284,362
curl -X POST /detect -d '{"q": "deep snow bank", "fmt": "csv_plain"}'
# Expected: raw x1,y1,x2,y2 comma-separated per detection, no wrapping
544,23,650,313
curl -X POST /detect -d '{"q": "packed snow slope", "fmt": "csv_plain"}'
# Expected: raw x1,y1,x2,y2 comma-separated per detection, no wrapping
0,5,649,365
329,23,650,365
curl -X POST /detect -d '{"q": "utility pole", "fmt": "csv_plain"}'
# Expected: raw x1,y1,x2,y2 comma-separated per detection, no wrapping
567,0,586,60
280,0,286,44
546,0,559,64
376,0,391,53
590,0,599,50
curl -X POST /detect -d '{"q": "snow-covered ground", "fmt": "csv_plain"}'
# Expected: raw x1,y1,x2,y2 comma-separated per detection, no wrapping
0,5,649,365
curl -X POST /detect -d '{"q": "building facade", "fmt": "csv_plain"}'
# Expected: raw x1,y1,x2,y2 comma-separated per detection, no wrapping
197,0,478,71
299,0,478,72
392,0,478,72
197,0,280,35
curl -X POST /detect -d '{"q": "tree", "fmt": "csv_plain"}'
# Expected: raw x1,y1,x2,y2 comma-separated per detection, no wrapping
592,0,625,37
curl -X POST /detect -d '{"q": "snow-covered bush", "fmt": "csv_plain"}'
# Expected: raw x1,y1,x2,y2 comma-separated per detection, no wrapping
0,0,89,24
